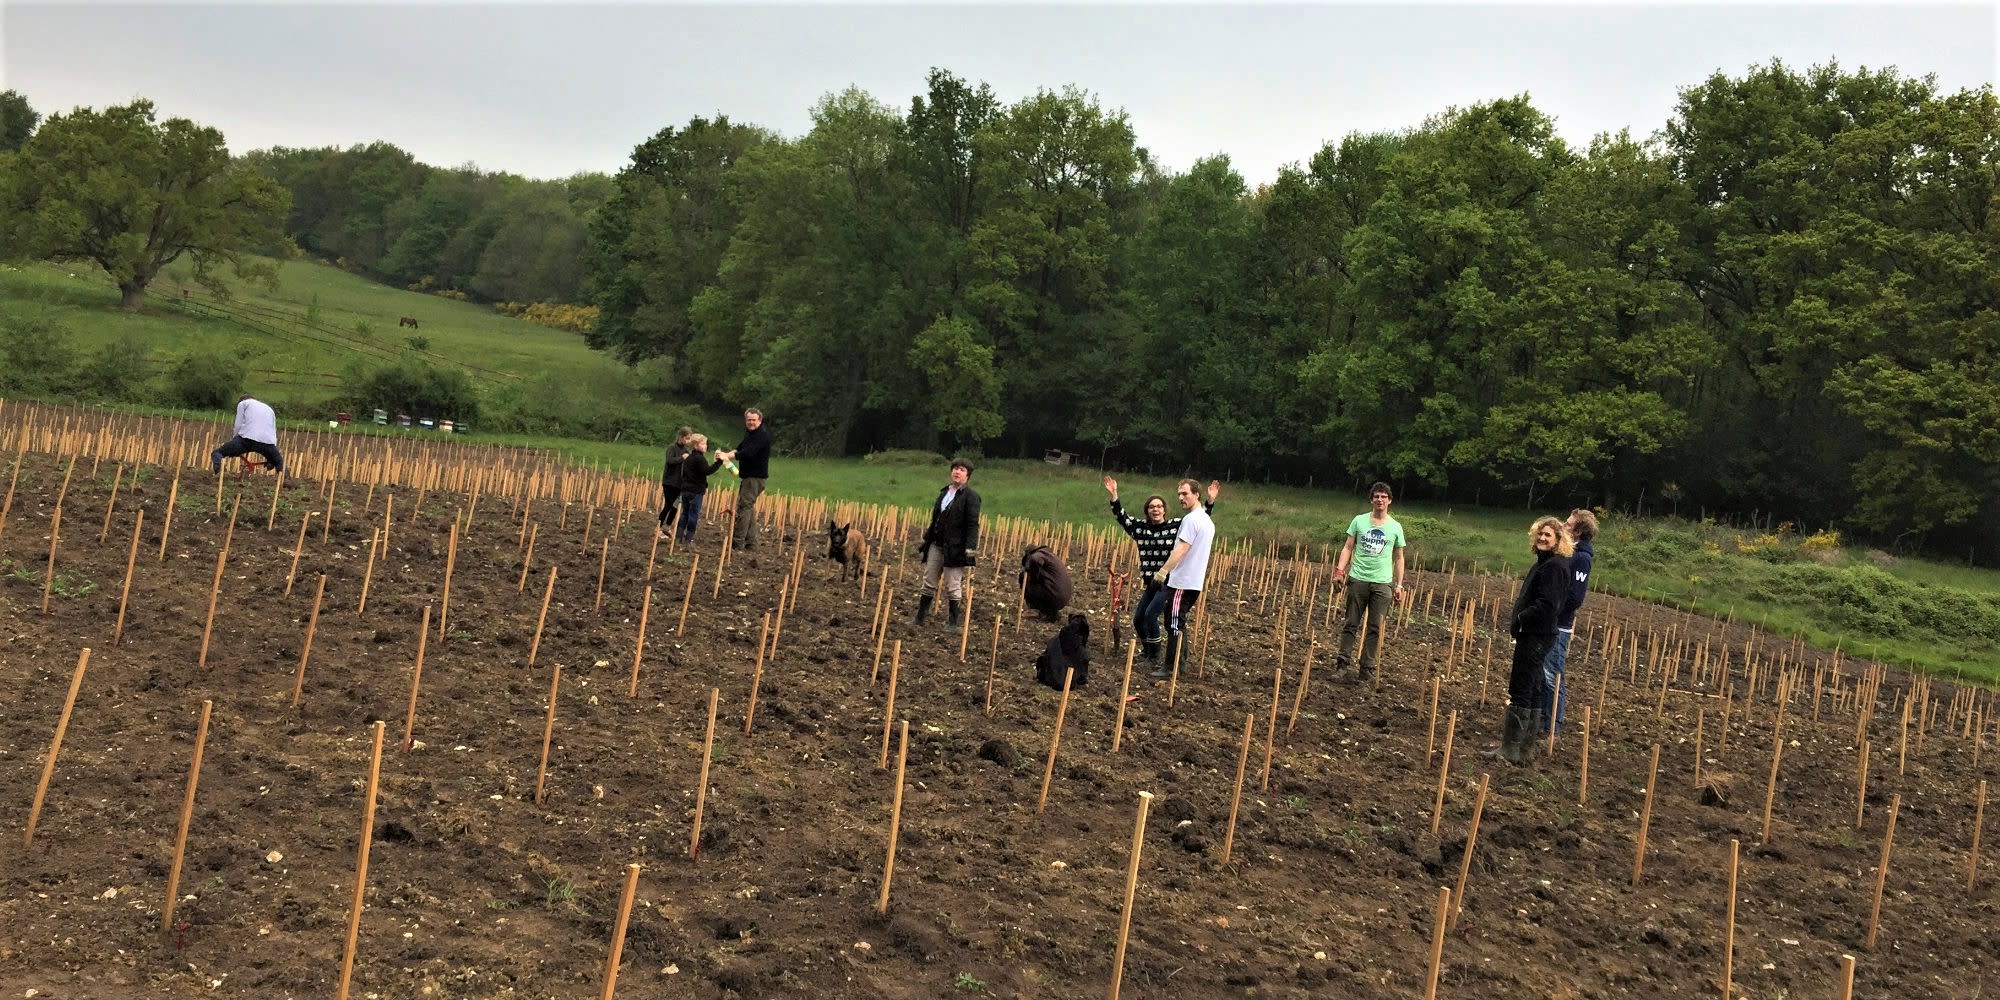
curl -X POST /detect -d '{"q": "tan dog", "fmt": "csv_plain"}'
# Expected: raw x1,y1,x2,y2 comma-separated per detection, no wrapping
828,522,868,582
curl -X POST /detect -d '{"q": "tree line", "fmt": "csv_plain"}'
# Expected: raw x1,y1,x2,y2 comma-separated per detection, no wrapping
583,63,1999,560
1,61,1995,561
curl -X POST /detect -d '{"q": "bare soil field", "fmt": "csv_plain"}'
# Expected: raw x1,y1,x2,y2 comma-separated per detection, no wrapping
0,428,1994,999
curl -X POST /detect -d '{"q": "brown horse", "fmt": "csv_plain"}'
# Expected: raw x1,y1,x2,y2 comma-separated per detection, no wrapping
398,316,420,329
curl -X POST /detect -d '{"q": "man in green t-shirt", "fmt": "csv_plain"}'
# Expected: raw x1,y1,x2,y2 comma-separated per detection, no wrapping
1331,481,1406,679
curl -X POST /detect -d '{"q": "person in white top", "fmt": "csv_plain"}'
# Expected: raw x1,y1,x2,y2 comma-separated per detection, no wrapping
210,395,285,474
1149,478,1215,680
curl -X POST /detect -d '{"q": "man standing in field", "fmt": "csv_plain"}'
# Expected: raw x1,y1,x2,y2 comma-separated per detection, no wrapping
717,408,771,550
914,458,981,627
210,394,284,474
1150,479,1215,681
1540,508,1596,736
1331,481,1406,680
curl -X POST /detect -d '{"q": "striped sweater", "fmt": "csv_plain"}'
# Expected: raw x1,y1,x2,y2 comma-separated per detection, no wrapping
1110,499,1214,579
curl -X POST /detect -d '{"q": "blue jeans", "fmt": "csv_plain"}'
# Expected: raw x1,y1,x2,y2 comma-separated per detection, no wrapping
1538,629,1573,734
1135,582,1168,657
676,491,706,542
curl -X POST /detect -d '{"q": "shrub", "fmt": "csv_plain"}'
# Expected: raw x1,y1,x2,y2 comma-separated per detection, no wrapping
0,312,78,394
336,361,479,422
165,352,245,409
82,336,154,402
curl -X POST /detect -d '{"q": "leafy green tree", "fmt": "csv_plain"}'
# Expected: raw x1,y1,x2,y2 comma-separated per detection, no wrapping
908,314,1004,445
965,86,1141,452
587,115,772,364
0,311,78,393
166,352,245,409
2,100,290,309
0,90,38,152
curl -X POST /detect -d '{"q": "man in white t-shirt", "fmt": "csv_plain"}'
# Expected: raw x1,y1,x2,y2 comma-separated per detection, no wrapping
1149,478,1214,680
210,395,285,474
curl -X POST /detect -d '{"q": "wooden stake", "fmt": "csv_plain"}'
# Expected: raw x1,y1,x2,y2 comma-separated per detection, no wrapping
1423,886,1451,1000
157,470,181,561
357,528,380,615
1578,706,1593,804
1260,664,1282,790
265,471,284,531
285,511,314,596
401,606,432,750
599,863,641,1000
1037,667,1077,813
744,612,770,735
24,648,91,847
438,518,458,639
1693,708,1705,789
291,575,327,707
528,567,557,668
676,556,699,637
1722,838,1739,1000
1836,954,1856,1000
535,664,563,805
99,464,123,543
877,719,910,915
986,616,1006,715
879,641,902,768
41,505,61,613
335,721,386,1000
1972,779,1987,893
516,522,538,591
1425,674,1442,760
113,510,144,644
593,536,610,615
629,585,654,697
690,687,719,859
196,548,226,669
1107,791,1154,1000
322,480,334,543
1450,773,1490,928
1760,725,1785,843
1855,739,1871,829
161,699,213,929
1430,711,1459,835
1220,713,1254,865
1865,793,1900,950
1633,743,1662,886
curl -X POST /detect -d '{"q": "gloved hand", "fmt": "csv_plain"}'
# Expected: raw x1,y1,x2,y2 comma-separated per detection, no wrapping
1151,567,1170,585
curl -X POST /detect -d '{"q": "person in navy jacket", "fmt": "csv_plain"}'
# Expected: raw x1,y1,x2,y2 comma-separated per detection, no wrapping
1539,509,1596,736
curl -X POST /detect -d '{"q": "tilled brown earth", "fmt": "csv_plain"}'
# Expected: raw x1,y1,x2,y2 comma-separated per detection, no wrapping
0,453,1994,999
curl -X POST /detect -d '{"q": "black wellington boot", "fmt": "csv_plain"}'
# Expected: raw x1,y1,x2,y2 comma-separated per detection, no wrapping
911,594,934,626
1500,706,1534,764
947,599,964,628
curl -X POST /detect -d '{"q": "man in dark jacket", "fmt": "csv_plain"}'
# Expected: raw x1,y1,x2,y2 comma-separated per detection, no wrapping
1539,508,1597,736
717,408,771,550
914,458,981,626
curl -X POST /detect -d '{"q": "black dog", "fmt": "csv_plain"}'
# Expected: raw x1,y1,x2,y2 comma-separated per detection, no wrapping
828,521,868,582
1019,545,1073,622
1035,613,1090,691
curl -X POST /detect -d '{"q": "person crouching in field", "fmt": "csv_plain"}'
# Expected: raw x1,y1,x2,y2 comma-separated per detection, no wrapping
210,395,285,474
1104,475,1218,664
673,433,725,544
658,426,693,541
1496,515,1573,764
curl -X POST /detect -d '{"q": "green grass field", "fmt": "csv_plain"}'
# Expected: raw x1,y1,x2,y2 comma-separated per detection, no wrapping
8,257,1997,685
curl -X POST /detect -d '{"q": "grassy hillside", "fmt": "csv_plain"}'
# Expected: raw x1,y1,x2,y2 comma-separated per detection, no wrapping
6,259,1996,684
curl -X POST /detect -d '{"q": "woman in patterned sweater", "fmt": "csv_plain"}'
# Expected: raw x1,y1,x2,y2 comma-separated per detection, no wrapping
1104,476,1219,661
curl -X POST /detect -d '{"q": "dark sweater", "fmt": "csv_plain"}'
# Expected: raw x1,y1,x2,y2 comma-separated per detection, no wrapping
677,452,726,495
662,442,692,489
732,425,772,479
1510,549,1571,639
1110,498,1215,579
1557,539,1593,630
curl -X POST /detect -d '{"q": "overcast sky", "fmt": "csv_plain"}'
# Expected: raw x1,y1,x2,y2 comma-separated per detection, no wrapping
3,2,1994,185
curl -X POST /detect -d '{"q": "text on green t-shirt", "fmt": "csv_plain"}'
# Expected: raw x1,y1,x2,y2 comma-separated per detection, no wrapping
1345,513,1405,584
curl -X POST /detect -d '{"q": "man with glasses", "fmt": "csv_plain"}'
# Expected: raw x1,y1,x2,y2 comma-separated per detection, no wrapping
1148,479,1215,681
1331,481,1406,681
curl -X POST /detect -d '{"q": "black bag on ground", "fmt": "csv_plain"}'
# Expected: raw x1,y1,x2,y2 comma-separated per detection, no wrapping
1034,613,1090,690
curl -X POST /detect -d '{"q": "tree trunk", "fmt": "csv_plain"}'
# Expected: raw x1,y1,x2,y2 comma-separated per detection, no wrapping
118,280,148,311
